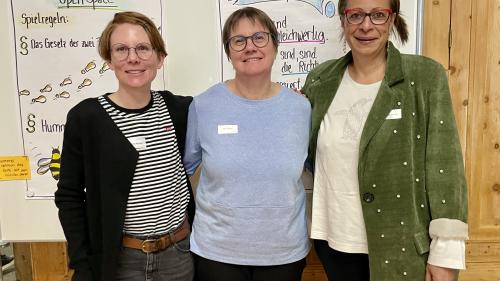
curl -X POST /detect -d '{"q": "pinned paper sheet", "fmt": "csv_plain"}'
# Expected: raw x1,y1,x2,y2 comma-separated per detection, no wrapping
0,156,31,181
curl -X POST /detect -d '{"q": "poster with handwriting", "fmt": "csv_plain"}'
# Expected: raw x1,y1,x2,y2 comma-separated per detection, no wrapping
218,0,419,86
10,0,164,199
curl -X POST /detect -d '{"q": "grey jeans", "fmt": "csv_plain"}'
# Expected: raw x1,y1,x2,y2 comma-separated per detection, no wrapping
115,235,194,281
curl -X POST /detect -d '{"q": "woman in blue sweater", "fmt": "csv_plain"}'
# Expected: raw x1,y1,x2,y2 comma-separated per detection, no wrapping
183,7,311,281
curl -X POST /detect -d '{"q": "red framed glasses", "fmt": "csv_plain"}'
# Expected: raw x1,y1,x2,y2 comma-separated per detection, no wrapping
344,8,393,25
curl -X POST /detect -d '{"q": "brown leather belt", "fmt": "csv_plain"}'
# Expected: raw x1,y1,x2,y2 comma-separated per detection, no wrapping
122,219,190,253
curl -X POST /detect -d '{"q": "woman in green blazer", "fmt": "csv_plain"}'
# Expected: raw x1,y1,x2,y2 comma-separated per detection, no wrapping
301,0,468,281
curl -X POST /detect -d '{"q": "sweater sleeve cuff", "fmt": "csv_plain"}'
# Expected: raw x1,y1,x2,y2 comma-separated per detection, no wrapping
428,238,466,270
429,218,469,240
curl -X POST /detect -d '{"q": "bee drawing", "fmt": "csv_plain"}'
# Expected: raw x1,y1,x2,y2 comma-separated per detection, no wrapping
37,148,61,180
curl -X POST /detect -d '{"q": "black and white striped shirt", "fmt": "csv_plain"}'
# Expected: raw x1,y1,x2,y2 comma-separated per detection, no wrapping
99,91,189,237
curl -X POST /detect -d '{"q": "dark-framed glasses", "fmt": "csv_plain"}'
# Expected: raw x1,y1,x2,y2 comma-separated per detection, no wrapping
227,32,271,52
344,8,393,25
111,43,154,61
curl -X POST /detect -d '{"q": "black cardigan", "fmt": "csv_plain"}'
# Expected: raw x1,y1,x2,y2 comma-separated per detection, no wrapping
54,91,195,281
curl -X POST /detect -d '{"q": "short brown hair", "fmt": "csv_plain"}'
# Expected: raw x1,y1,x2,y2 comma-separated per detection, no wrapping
98,11,167,61
222,7,279,57
338,0,408,44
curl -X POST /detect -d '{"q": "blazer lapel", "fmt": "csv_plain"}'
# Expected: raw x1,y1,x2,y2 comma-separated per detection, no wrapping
308,54,351,169
359,42,405,158
359,82,397,157
311,76,342,134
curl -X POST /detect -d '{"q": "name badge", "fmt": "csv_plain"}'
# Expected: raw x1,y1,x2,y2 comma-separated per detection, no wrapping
128,136,147,150
386,109,402,120
218,125,238,135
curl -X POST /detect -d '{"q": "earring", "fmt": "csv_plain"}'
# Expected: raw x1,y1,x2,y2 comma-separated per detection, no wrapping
343,39,347,53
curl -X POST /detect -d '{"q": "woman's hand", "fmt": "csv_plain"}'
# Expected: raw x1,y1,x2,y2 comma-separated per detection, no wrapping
425,264,457,281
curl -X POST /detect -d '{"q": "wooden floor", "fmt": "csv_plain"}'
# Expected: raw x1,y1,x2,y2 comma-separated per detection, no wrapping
302,247,328,281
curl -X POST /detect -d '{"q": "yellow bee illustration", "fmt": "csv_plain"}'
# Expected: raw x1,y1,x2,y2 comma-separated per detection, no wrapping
37,148,61,180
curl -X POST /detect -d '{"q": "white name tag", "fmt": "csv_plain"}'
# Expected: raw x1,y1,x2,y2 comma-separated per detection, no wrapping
386,109,402,120
218,125,238,135
128,136,147,150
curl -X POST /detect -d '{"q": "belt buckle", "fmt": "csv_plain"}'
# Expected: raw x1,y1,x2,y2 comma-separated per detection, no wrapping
141,239,159,253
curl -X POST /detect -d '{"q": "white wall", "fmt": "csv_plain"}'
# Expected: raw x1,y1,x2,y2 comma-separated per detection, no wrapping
165,0,220,96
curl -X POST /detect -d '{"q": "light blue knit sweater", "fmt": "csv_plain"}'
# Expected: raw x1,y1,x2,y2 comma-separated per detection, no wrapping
184,82,311,265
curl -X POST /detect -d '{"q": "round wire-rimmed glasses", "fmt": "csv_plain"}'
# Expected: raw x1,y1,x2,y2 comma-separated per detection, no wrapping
344,8,393,25
226,32,272,52
111,43,154,61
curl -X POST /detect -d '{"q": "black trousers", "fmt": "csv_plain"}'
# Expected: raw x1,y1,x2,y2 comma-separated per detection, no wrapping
314,239,370,281
194,254,306,281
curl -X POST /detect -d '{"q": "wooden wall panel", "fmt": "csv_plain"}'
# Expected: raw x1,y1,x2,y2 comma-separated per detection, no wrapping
459,0,500,279
423,0,470,153
423,0,451,67
467,0,500,240
448,0,472,153
13,243,33,281
13,242,72,281
459,261,500,281
30,243,72,281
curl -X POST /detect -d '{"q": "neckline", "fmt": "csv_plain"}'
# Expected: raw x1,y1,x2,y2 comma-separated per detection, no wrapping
219,82,285,106
103,91,155,113
344,69,382,88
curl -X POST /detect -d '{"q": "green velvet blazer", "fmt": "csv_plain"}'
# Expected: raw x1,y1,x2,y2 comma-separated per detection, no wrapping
302,42,468,281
